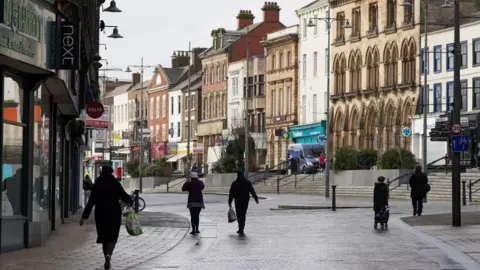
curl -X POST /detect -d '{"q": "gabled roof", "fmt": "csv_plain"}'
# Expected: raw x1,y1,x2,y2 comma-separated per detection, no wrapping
129,80,151,92
170,71,202,92
105,83,131,97
164,67,188,85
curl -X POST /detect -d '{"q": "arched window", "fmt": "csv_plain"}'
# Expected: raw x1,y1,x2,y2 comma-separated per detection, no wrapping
402,44,410,83
384,49,391,86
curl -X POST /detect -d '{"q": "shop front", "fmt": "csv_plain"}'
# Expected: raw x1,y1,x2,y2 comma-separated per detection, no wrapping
0,0,80,253
288,121,327,144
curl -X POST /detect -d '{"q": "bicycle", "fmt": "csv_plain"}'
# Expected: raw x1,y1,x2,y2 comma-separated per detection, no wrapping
130,191,146,212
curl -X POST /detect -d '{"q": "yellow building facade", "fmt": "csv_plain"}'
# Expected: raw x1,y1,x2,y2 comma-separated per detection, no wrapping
330,0,421,153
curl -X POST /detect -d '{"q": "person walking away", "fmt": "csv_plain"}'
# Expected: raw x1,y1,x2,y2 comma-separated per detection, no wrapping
2,169,22,215
228,171,259,235
409,166,428,216
319,153,326,174
373,176,389,214
83,173,93,206
182,172,205,235
79,166,133,269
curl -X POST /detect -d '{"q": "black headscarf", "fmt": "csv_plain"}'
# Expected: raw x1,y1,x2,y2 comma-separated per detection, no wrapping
100,166,114,177
237,171,246,181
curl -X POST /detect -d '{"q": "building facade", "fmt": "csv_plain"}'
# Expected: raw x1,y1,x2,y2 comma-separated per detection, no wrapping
198,3,285,165
411,20,480,163
111,83,133,171
1,0,100,253
128,80,150,162
329,0,421,153
292,0,329,143
262,25,299,168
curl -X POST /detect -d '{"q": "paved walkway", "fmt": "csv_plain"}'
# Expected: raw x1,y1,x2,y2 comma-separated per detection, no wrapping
0,211,189,270
1,193,479,269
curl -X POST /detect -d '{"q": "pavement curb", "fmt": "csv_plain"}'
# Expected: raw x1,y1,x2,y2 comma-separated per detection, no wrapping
392,214,480,270
274,204,372,210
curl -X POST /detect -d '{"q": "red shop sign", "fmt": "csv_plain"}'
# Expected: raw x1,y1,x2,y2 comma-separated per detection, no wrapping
86,101,104,119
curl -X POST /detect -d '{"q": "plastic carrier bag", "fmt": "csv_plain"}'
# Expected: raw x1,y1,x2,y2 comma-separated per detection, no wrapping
123,208,143,236
228,207,237,223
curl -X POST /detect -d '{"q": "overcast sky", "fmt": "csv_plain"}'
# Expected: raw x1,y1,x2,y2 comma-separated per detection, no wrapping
99,0,312,80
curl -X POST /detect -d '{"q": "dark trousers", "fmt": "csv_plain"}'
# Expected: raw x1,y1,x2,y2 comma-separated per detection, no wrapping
411,196,424,215
102,242,116,256
235,202,249,232
189,207,202,231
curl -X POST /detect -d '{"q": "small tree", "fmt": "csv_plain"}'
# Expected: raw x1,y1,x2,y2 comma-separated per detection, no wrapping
357,149,378,169
378,148,417,169
333,147,359,172
212,133,255,173
125,159,139,177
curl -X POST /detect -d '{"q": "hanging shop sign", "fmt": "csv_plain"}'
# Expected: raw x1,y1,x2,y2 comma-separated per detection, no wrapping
86,101,104,119
46,19,80,69
86,105,110,129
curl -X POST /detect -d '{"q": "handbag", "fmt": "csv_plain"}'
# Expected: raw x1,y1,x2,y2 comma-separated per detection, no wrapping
425,183,431,193
228,207,237,223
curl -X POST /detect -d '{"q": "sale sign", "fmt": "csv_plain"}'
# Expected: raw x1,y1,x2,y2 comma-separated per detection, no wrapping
86,105,110,129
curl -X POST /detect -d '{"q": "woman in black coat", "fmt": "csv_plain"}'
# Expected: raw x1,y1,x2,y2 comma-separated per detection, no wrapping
80,166,133,269
373,176,389,214
409,166,428,216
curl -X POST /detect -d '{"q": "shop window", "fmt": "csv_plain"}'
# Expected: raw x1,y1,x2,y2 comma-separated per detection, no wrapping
54,111,63,220
32,85,51,221
2,74,25,217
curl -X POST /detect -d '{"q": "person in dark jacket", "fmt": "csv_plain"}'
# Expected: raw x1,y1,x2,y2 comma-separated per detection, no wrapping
83,174,93,206
373,176,389,214
228,171,259,235
80,166,133,269
409,166,429,216
2,169,22,215
182,172,205,235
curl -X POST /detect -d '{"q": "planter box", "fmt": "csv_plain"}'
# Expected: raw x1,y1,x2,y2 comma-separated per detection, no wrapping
332,169,411,187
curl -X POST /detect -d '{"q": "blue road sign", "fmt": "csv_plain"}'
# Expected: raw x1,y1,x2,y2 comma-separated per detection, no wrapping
451,135,469,153
401,127,411,137
317,134,326,144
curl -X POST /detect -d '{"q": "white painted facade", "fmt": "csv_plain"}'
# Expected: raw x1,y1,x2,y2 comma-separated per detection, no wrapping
168,89,182,143
227,60,245,131
296,0,330,125
113,92,130,148
412,21,480,163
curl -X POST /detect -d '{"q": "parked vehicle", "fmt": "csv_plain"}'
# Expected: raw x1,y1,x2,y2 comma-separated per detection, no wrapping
287,143,324,174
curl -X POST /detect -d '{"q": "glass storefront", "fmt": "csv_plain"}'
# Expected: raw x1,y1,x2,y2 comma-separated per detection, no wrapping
32,86,51,222
2,74,25,217
55,111,62,222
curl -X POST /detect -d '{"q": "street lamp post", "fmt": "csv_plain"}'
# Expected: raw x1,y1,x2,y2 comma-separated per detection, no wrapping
186,42,193,180
400,0,429,174
126,58,157,193
307,12,351,198
441,0,461,227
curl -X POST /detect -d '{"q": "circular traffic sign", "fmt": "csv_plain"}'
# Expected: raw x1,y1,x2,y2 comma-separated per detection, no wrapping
317,134,326,143
401,127,411,137
86,101,104,119
451,123,462,134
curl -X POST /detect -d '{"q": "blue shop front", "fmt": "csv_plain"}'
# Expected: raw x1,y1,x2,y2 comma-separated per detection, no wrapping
288,121,326,144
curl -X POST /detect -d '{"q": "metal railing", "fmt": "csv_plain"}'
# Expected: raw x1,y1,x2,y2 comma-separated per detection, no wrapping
279,170,320,189
249,160,288,184
166,174,188,192
468,178,480,202
387,154,448,191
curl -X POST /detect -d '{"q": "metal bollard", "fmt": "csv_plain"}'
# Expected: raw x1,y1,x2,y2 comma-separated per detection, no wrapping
133,189,140,213
462,180,467,206
295,173,297,189
331,185,337,211
276,176,280,194
167,178,170,193
312,171,315,182
469,180,473,202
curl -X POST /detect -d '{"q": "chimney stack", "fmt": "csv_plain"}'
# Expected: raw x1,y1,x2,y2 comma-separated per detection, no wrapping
132,72,140,86
171,51,191,68
262,2,280,22
191,47,208,72
237,10,254,30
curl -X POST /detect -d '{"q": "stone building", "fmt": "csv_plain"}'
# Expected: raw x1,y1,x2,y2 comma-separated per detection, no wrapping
329,0,480,155
261,25,299,168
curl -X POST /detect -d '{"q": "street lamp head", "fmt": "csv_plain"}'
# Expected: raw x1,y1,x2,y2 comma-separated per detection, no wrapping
125,67,132,73
441,0,453,8
399,0,412,6
307,18,316,27
108,27,123,39
103,0,122,12
343,19,352,29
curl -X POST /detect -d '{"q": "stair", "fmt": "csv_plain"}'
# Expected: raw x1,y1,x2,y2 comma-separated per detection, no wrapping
252,174,325,195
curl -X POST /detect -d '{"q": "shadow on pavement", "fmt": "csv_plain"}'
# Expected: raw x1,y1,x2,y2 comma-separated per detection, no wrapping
401,211,480,226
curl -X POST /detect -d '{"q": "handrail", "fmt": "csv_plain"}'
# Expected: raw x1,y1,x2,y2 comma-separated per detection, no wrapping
167,174,188,190
468,178,480,202
279,172,318,188
248,160,288,181
387,154,447,190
